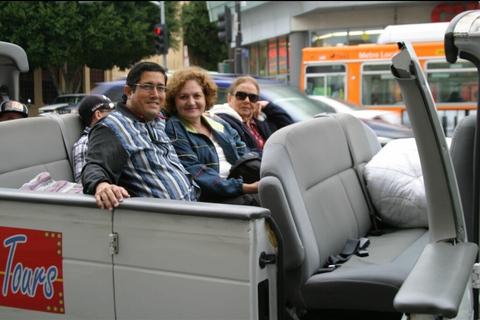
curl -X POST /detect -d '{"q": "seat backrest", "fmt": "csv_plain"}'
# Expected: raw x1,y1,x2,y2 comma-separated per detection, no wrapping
0,113,83,188
259,113,379,281
450,114,476,241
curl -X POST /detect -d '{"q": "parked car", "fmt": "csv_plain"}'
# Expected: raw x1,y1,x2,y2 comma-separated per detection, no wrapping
212,74,414,144
308,95,402,125
89,78,127,104
38,94,88,114
90,74,413,144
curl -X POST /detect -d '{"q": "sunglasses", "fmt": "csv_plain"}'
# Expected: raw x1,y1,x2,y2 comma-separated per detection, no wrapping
234,91,259,103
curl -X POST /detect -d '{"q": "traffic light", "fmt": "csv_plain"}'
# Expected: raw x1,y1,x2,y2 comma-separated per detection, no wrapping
217,6,232,43
154,24,168,55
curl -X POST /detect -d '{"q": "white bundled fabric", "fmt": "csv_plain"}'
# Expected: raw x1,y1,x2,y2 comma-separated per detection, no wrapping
364,138,427,228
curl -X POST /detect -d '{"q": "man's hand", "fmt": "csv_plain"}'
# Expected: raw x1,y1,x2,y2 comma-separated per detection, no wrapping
94,182,130,210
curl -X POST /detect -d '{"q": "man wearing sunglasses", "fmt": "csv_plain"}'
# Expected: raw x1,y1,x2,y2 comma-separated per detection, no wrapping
73,94,115,183
209,76,294,153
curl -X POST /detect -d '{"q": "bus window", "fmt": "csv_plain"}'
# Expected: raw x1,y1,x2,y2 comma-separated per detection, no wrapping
362,63,400,105
305,64,345,98
425,60,477,103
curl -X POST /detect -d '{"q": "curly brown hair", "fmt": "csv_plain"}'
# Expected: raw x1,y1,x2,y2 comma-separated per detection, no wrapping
164,66,218,114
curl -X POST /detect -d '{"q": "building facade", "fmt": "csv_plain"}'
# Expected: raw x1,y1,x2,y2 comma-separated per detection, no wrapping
206,1,479,88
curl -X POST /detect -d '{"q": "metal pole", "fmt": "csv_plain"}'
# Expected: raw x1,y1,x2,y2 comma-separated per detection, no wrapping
150,1,167,70
160,1,166,69
235,1,242,74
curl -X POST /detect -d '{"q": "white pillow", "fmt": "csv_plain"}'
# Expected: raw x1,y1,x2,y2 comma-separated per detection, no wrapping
364,138,427,228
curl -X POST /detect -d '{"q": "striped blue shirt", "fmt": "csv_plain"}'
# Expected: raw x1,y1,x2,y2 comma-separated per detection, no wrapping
82,103,200,201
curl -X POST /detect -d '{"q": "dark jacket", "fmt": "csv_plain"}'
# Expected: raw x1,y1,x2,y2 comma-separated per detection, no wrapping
209,102,294,151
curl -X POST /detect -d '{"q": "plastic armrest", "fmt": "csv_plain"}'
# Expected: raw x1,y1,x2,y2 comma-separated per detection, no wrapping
394,242,478,318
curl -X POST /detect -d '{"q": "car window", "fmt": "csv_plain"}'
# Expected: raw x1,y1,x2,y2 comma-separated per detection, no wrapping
51,96,71,104
73,96,85,103
216,87,229,104
260,85,333,121
50,95,85,104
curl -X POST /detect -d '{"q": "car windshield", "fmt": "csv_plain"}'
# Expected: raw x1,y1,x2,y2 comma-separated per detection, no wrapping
260,85,332,122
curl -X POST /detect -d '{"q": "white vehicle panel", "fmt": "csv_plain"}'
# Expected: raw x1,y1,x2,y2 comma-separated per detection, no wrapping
0,194,115,319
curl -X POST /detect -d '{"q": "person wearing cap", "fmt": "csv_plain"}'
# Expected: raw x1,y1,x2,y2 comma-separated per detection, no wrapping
81,61,200,210
0,100,29,121
72,94,115,183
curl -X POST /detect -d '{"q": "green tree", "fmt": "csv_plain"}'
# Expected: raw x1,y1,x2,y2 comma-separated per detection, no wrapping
181,1,228,71
0,1,180,95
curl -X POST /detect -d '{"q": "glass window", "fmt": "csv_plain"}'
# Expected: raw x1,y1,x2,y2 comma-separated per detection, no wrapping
268,39,278,78
311,28,383,47
249,45,258,76
425,60,477,103
361,60,478,106
362,63,400,105
259,41,267,77
305,64,345,98
216,86,229,105
278,37,288,76
260,84,333,122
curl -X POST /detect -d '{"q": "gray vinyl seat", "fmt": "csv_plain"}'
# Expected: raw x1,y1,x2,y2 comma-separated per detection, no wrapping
450,114,476,242
259,113,429,314
0,113,83,188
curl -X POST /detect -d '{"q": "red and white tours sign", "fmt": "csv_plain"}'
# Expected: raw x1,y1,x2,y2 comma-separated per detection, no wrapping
0,226,65,314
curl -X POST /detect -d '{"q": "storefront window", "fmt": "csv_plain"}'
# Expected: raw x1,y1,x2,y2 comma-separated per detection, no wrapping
268,39,278,77
248,37,289,82
259,41,267,77
278,37,287,76
249,46,258,76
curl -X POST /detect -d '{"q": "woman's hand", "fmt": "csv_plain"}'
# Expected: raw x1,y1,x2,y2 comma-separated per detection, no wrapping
242,181,259,194
254,101,269,118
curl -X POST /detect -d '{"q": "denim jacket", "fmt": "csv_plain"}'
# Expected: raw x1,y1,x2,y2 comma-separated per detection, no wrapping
165,114,249,200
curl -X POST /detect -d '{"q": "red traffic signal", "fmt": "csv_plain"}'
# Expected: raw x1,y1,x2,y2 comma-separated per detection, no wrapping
154,24,168,55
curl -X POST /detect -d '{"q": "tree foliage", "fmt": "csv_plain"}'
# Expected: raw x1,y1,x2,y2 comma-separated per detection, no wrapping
181,1,228,71
0,1,180,95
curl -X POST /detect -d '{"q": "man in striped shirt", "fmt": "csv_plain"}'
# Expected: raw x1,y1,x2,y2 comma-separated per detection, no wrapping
82,62,200,210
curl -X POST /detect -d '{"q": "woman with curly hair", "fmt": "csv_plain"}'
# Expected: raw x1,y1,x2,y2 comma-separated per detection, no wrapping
164,66,259,206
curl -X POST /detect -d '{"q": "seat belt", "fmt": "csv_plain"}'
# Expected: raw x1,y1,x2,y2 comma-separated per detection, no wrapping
316,237,370,274
336,116,383,232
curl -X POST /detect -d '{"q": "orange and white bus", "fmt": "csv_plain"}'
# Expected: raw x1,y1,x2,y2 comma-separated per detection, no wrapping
300,29,477,134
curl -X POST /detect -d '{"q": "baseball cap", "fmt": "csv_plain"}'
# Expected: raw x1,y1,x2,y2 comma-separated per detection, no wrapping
78,94,114,125
0,100,28,118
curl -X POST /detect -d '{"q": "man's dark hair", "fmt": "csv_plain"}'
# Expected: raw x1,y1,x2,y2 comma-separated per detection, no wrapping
126,62,168,90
